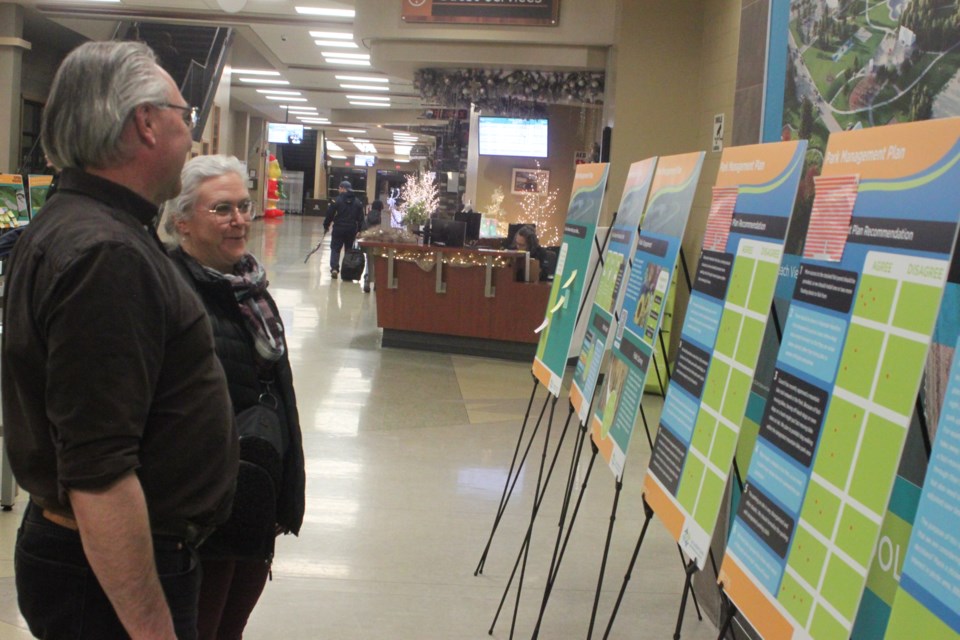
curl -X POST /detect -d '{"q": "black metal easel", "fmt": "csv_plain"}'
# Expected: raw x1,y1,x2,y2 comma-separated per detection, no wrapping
485,219,618,639
475,378,550,576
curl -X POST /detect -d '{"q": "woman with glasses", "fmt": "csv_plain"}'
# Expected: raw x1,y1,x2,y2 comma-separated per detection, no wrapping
162,154,305,639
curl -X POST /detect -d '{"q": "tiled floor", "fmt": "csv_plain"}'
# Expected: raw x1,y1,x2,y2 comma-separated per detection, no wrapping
0,216,719,639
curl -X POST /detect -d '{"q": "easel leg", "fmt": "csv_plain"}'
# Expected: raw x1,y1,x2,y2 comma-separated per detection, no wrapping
476,378,547,576
671,560,698,640
586,473,625,640
531,426,597,640
488,397,576,636
600,497,654,640
716,589,739,640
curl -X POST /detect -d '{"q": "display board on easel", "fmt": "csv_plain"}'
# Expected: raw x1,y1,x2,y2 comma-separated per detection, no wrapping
885,329,960,639
569,157,658,425
719,117,960,639
533,163,610,397
642,140,807,568
589,151,705,478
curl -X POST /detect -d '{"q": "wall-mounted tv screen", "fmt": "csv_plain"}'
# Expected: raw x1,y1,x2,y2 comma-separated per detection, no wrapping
267,122,304,144
354,154,376,167
478,117,548,158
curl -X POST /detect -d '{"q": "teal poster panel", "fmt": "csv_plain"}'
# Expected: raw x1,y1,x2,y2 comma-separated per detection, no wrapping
533,163,609,396
587,152,705,478
569,157,658,424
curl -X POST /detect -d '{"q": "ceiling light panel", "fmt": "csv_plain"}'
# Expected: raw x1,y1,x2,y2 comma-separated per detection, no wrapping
339,84,389,91
327,60,371,66
239,78,290,85
345,95,389,101
256,89,301,95
316,40,359,48
349,101,391,107
327,142,343,151
321,52,369,60
295,6,355,17
267,96,307,101
335,75,388,83
309,31,353,39
339,129,367,133
232,69,281,76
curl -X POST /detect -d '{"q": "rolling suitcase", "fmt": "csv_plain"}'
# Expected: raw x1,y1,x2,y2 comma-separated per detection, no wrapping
340,246,365,282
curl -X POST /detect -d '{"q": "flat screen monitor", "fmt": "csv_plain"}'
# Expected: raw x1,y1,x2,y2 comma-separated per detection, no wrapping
507,222,535,249
429,219,466,248
354,154,376,167
454,211,482,242
477,117,548,158
267,122,304,144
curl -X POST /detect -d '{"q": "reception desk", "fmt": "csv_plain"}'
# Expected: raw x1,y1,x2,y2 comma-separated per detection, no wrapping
358,242,550,359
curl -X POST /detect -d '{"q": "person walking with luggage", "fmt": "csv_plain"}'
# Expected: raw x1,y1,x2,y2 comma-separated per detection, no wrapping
163,154,305,639
1,40,238,639
323,180,364,279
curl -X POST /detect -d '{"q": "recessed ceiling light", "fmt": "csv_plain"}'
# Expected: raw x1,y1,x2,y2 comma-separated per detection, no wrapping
326,59,371,67
281,105,317,111
321,52,369,60
345,94,389,101
295,6,355,17
339,128,367,133
394,145,412,155
239,78,290,85
286,109,319,114
330,155,347,159
232,69,281,76
316,40,359,48
349,101,391,107
335,75,388,83
266,96,307,101
310,31,353,39
256,89,301,95
339,84,389,91
327,142,343,151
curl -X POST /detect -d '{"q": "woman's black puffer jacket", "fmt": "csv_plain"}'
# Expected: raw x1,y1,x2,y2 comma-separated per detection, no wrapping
169,247,306,558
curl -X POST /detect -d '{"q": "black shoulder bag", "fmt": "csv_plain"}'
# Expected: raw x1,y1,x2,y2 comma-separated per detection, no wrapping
220,378,289,555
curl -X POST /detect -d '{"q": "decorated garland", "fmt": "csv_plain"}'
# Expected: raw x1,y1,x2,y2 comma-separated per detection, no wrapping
415,68,604,113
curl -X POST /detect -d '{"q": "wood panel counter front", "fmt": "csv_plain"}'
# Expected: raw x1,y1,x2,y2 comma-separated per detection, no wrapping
358,241,550,357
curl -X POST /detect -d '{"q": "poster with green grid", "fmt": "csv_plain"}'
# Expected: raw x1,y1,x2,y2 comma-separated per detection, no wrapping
642,140,806,568
719,118,960,640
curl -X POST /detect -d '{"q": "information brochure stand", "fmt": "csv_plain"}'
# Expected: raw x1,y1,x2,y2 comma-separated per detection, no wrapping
718,118,960,640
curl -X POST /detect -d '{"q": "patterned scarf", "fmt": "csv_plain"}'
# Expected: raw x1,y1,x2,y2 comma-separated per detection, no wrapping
203,254,285,362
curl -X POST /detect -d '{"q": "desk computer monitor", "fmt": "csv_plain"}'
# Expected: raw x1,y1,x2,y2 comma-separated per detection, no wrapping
429,219,466,247
454,211,482,242
506,222,535,249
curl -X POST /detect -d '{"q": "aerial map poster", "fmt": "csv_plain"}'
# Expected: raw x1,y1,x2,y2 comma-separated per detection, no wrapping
719,117,960,640
587,152,704,478
569,157,658,425
641,140,806,568
533,163,609,397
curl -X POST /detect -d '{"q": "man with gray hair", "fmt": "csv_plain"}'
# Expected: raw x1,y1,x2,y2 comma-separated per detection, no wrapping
2,40,238,639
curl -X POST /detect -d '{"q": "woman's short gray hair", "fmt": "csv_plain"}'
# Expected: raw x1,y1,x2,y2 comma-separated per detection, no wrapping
161,154,247,238
42,41,170,170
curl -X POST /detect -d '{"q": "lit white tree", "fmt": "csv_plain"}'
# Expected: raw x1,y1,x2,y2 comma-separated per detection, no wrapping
394,171,439,228
483,186,508,235
518,164,560,245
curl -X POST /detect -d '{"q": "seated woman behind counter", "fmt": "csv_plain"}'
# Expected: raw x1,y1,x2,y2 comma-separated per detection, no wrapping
512,225,557,282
